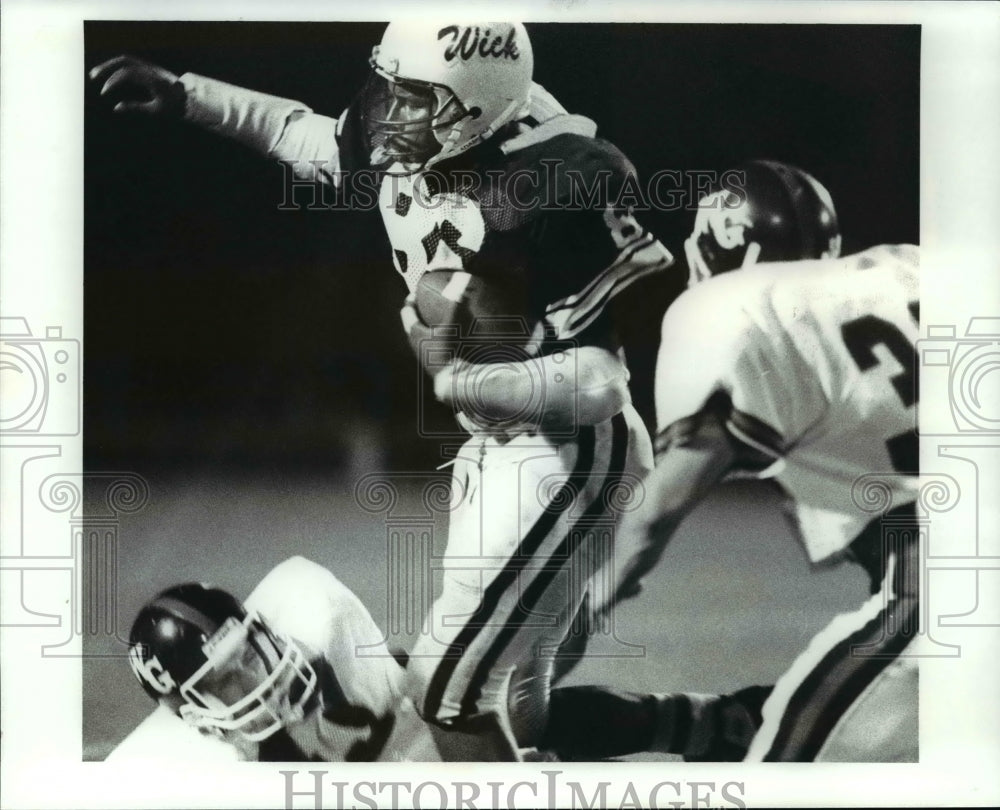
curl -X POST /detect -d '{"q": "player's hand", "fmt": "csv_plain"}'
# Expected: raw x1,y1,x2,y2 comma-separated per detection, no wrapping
616,543,659,598
614,578,644,603
400,294,434,359
88,56,186,118
400,294,459,382
588,576,643,626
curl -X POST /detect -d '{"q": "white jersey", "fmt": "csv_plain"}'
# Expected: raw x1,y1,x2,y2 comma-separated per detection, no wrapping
654,245,920,562
108,557,436,762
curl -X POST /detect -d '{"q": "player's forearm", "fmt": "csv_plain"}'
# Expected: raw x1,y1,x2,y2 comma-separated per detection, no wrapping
611,433,735,605
179,73,342,179
434,346,629,429
612,489,686,604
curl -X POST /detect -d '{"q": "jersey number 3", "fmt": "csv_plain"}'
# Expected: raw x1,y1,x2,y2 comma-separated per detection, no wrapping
841,302,920,473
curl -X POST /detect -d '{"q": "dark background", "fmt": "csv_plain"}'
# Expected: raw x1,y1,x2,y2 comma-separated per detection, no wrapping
84,22,920,475
83,23,917,759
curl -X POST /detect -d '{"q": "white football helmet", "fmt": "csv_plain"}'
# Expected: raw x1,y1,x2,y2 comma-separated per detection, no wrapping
362,22,534,171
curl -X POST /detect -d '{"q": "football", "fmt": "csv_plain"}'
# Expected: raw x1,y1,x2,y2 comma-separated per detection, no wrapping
414,269,537,348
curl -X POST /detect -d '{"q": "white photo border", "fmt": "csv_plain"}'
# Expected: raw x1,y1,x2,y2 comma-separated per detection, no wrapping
2,1,998,808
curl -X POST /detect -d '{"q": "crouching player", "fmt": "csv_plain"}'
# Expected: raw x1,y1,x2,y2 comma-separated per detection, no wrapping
111,556,518,761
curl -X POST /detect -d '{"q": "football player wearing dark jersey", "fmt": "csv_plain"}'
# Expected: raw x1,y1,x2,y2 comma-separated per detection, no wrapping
90,22,673,758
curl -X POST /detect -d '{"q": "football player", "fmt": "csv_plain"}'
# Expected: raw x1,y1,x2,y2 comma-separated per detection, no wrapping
90,22,671,756
640,245,918,762
546,163,918,762
110,556,516,761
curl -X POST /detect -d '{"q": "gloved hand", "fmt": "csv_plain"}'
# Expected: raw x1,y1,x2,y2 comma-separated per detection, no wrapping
88,56,186,117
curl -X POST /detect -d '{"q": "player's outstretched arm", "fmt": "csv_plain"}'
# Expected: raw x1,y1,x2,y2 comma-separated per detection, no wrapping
88,56,342,182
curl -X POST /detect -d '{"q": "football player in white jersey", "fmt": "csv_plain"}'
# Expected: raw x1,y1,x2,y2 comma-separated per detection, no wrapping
111,556,517,761
542,162,919,763
89,22,670,757
639,245,919,762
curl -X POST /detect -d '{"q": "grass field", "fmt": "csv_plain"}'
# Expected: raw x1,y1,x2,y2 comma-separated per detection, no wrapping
83,467,870,761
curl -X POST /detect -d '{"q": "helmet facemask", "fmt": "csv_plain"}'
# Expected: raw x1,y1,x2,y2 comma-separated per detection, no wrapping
362,61,474,172
684,189,759,287
176,613,317,742
685,161,842,286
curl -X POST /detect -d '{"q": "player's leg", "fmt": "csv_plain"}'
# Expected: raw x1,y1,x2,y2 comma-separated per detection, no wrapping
407,408,643,750
745,523,919,762
406,432,568,722
540,683,772,761
401,439,530,759
484,408,649,747
550,410,654,685
498,405,653,746
814,653,917,762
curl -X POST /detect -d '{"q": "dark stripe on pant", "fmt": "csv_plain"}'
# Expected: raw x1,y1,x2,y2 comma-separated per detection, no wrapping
422,425,598,719
459,412,630,719
764,538,919,761
799,600,917,759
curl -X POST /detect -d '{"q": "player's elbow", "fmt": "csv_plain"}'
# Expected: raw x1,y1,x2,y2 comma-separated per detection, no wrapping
572,347,630,425
576,377,629,425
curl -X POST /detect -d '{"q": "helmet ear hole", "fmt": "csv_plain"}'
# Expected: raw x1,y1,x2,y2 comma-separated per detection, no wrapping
468,106,482,120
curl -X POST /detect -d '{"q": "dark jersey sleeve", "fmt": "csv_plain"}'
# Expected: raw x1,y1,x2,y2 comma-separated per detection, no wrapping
466,134,674,341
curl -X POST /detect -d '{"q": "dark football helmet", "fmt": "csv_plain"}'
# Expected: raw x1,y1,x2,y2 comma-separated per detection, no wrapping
127,583,317,742
684,160,841,285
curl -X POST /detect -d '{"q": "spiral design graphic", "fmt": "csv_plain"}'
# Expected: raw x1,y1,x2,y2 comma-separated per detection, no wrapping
850,475,895,514
951,343,1000,431
603,474,646,514
536,474,580,511
105,474,150,514
39,477,82,514
354,475,399,514
421,476,459,514
918,474,961,514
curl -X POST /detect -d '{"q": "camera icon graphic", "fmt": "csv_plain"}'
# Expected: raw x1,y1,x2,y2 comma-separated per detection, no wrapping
919,317,1000,435
0,317,81,436
417,316,579,439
